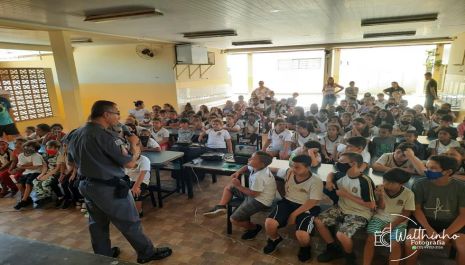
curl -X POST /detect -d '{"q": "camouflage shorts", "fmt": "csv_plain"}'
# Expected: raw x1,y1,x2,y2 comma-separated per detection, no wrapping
32,177,53,200
317,205,368,238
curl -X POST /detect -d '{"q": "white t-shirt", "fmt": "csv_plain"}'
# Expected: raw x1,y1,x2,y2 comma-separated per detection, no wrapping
317,120,328,133
428,139,461,155
224,124,241,140
293,132,319,147
205,129,231,149
146,138,160,149
18,153,43,174
248,167,277,206
267,129,292,152
369,126,379,137
151,127,170,144
277,168,323,205
375,153,415,171
129,109,149,122
337,144,371,164
319,135,343,155
125,155,151,185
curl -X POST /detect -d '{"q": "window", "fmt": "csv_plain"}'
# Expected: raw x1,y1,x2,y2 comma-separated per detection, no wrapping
0,68,53,121
278,58,322,70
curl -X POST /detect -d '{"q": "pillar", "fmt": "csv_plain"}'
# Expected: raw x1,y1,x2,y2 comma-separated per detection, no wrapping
48,30,84,130
247,53,254,93
331,48,341,83
433,44,444,91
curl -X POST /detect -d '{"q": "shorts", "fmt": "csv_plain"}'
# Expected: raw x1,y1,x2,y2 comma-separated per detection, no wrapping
367,217,407,242
407,216,465,234
317,205,368,238
424,96,435,110
230,187,269,222
268,198,320,233
129,182,148,201
0,123,19,136
19,173,40,185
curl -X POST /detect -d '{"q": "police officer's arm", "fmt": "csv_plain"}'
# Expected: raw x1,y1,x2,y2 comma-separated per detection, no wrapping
97,133,140,168
124,135,141,168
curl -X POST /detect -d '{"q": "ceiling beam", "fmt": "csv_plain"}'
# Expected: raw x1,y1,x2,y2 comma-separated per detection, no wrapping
0,41,52,51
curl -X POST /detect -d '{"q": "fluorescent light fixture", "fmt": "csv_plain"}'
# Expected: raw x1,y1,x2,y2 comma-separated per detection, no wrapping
232,40,273,46
270,10,281,13
70,38,93,43
84,7,163,23
183,30,237,39
363,31,416,38
361,13,438,26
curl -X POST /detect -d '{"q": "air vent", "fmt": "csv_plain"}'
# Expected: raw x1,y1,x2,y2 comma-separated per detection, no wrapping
183,30,237,39
71,38,93,43
84,7,163,23
361,13,438,26
363,31,416,38
232,40,272,46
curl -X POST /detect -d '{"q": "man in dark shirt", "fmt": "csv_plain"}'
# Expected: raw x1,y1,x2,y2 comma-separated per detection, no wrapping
424,72,438,118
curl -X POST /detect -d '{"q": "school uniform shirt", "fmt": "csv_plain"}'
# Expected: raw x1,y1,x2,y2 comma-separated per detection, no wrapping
413,178,465,223
177,128,194,143
317,119,328,133
375,153,415,171
375,100,387,109
393,124,416,133
336,174,376,220
205,129,231,149
290,148,322,164
374,186,415,222
244,121,260,134
150,127,170,144
277,168,323,205
146,138,160,149
293,132,319,147
224,124,241,140
319,135,343,155
18,153,43,174
369,126,379,137
337,144,371,165
267,129,293,151
125,155,151,185
129,109,149,122
428,139,460,155
248,167,277,206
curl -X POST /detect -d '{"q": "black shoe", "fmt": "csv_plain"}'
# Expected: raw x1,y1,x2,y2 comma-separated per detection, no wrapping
33,199,43,209
298,246,311,262
61,200,72,209
137,247,172,263
317,244,344,262
111,247,121,258
55,198,64,208
139,211,144,218
203,205,227,217
263,236,283,254
345,252,356,265
14,200,27,210
241,224,262,240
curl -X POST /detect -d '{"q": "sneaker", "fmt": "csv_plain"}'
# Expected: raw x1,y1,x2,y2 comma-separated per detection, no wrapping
263,236,283,254
317,244,344,262
345,252,357,265
298,246,311,262
111,247,121,258
241,224,262,240
75,202,82,209
139,211,144,218
203,205,227,217
33,200,43,209
84,213,89,218
0,190,9,198
13,200,27,210
55,198,64,208
137,247,172,263
10,189,18,198
61,200,72,209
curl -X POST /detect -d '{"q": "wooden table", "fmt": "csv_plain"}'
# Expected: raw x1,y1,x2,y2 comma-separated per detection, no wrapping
142,151,184,208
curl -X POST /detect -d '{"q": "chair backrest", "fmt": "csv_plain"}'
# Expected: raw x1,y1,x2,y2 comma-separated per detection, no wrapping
234,144,257,156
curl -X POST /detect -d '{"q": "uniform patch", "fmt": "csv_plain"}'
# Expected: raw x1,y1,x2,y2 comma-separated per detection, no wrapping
114,139,124,146
351,187,358,193
397,200,404,206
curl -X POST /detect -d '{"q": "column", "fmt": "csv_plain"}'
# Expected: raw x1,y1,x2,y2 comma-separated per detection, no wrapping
331,48,341,83
323,49,333,84
433,44,444,91
247,53,254,93
48,30,84,130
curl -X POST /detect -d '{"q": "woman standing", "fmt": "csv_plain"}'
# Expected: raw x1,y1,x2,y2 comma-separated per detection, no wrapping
321,77,344,108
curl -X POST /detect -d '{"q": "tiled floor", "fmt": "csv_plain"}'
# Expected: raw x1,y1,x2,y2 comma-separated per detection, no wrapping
0,172,456,265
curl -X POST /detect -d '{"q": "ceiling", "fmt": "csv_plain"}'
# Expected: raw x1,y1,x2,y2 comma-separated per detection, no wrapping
0,0,464,49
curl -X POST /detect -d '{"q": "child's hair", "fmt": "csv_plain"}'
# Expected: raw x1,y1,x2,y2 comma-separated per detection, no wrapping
327,123,342,134
304,140,321,152
26,126,35,132
441,114,453,123
139,128,151,135
405,129,418,137
179,118,190,124
364,113,375,120
134,100,144,107
274,118,285,126
254,151,273,167
341,152,363,166
341,112,352,119
353,117,370,137
15,137,27,144
152,118,162,122
438,127,455,137
383,168,411,184
297,120,313,132
50,123,63,130
36,123,51,133
46,140,61,149
396,142,415,152
379,124,393,132
346,136,367,149
23,140,41,151
319,109,329,115
211,118,223,124
159,110,166,114
429,155,459,174
169,110,178,114
292,154,312,167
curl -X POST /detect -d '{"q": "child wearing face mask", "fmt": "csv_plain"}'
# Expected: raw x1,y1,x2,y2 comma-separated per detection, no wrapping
138,129,161,152
42,123,66,144
14,140,43,210
315,152,376,265
392,114,416,137
32,140,64,208
403,155,465,265
139,112,153,129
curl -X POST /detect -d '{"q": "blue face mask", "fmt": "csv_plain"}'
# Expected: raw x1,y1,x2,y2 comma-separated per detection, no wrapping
424,170,443,180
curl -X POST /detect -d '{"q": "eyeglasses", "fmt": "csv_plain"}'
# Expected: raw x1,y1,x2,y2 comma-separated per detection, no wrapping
107,111,120,116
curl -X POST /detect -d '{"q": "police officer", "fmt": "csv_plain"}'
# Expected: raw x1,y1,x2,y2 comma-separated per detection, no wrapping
66,100,172,263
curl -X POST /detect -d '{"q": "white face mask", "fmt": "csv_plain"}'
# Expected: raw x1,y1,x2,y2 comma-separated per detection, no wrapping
143,118,151,122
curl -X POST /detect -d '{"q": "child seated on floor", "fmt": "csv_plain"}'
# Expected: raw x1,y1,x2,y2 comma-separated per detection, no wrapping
290,140,322,168
264,154,323,262
0,139,13,197
315,152,376,265
198,118,233,153
370,124,396,162
139,129,161,152
320,123,344,164
392,114,416,137
444,147,465,182
292,120,318,149
403,155,465,265
372,143,423,175
363,168,415,265
14,140,43,210
203,151,276,240
176,118,194,144
125,154,151,218
7,137,26,195
336,136,370,172
262,119,292,160
150,118,170,150
428,127,460,157
24,126,35,140
401,129,426,160
32,140,64,208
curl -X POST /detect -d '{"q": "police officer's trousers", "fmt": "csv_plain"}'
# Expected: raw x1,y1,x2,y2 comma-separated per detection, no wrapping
79,180,155,259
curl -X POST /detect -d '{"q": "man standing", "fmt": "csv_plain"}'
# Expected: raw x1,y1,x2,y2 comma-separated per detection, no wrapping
66,100,172,263
424,72,438,118
252,81,273,100
0,90,20,139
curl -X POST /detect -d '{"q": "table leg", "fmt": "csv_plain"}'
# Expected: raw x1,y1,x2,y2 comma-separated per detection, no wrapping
155,168,163,208
185,167,194,199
